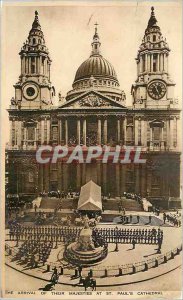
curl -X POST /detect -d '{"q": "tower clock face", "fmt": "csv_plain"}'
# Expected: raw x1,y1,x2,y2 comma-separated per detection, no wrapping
147,81,167,100
23,84,38,100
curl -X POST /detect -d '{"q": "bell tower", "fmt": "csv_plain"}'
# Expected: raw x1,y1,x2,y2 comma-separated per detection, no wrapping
131,7,178,109
12,11,55,110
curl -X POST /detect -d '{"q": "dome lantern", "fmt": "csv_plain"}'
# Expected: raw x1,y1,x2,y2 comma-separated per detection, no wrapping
91,22,101,56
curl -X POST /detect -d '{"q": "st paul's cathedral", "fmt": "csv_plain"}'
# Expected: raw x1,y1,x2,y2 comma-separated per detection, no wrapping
7,7,181,208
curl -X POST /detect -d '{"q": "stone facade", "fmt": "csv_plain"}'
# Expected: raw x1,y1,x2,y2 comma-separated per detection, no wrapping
7,8,181,204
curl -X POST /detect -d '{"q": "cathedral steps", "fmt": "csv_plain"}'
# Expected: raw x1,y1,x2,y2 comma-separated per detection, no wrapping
40,197,143,212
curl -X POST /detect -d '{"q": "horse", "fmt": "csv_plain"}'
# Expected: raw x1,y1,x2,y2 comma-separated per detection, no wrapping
79,276,96,291
50,272,59,285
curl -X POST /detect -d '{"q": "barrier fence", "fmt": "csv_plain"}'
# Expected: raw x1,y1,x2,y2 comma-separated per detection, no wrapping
5,243,182,278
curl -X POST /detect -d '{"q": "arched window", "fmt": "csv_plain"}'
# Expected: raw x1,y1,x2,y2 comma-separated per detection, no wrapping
33,38,36,45
153,35,156,42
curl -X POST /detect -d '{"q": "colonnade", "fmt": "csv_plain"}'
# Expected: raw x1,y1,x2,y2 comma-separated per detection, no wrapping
138,52,168,74
9,115,180,151
21,55,50,77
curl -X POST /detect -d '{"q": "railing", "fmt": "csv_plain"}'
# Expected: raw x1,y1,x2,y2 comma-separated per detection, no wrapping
5,242,182,278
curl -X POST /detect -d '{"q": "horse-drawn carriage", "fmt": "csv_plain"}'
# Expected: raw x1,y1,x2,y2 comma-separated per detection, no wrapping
74,215,102,227
79,275,96,291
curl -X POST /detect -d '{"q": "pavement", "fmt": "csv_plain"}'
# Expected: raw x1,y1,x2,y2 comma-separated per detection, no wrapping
5,251,182,287
5,224,182,288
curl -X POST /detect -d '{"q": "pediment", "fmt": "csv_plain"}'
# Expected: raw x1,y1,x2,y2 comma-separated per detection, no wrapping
59,90,126,110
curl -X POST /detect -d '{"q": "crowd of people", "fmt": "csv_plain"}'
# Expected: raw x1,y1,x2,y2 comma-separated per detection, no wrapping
163,212,181,227
14,240,53,267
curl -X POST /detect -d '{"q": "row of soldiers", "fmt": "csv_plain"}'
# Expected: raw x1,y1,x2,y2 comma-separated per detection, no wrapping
9,224,81,241
14,240,53,267
9,224,163,246
93,227,163,245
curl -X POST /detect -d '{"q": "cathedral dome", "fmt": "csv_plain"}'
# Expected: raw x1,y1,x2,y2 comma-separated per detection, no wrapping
72,25,119,88
66,25,125,103
74,54,118,84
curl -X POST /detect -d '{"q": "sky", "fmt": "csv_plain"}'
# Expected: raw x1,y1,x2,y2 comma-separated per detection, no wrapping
1,1,182,143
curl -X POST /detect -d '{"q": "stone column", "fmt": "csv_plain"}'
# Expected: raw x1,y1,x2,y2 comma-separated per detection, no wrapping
160,127,164,150
141,164,147,197
37,57,40,74
17,121,22,149
150,126,153,142
76,164,81,190
14,121,17,146
146,167,152,196
34,123,37,148
59,119,62,143
65,119,68,145
147,54,150,72
46,119,50,144
143,120,147,147
97,161,101,186
28,57,31,74
83,119,86,145
57,162,62,191
167,54,169,73
141,119,144,146
77,118,81,145
160,53,163,72
166,119,170,149
151,54,153,72
123,118,127,145
145,53,148,72
63,164,68,191
140,55,143,73
45,58,47,76
157,54,160,72
102,164,107,194
176,117,180,151
9,120,12,147
135,166,140,194
41,119,45,144
22,56,25,75
116,164,120,196
97,117,101,145
169,118,174,149
82,164,86,185
117,118,120,144
134,118,139,146
120,165,126,195
163,53,166,72
21,58,23,74
137,62,140,76
161,127,164,141
103,118,108,144
44,164,49,192
149,126,153,150
23,126,27,149
38,164,44,193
